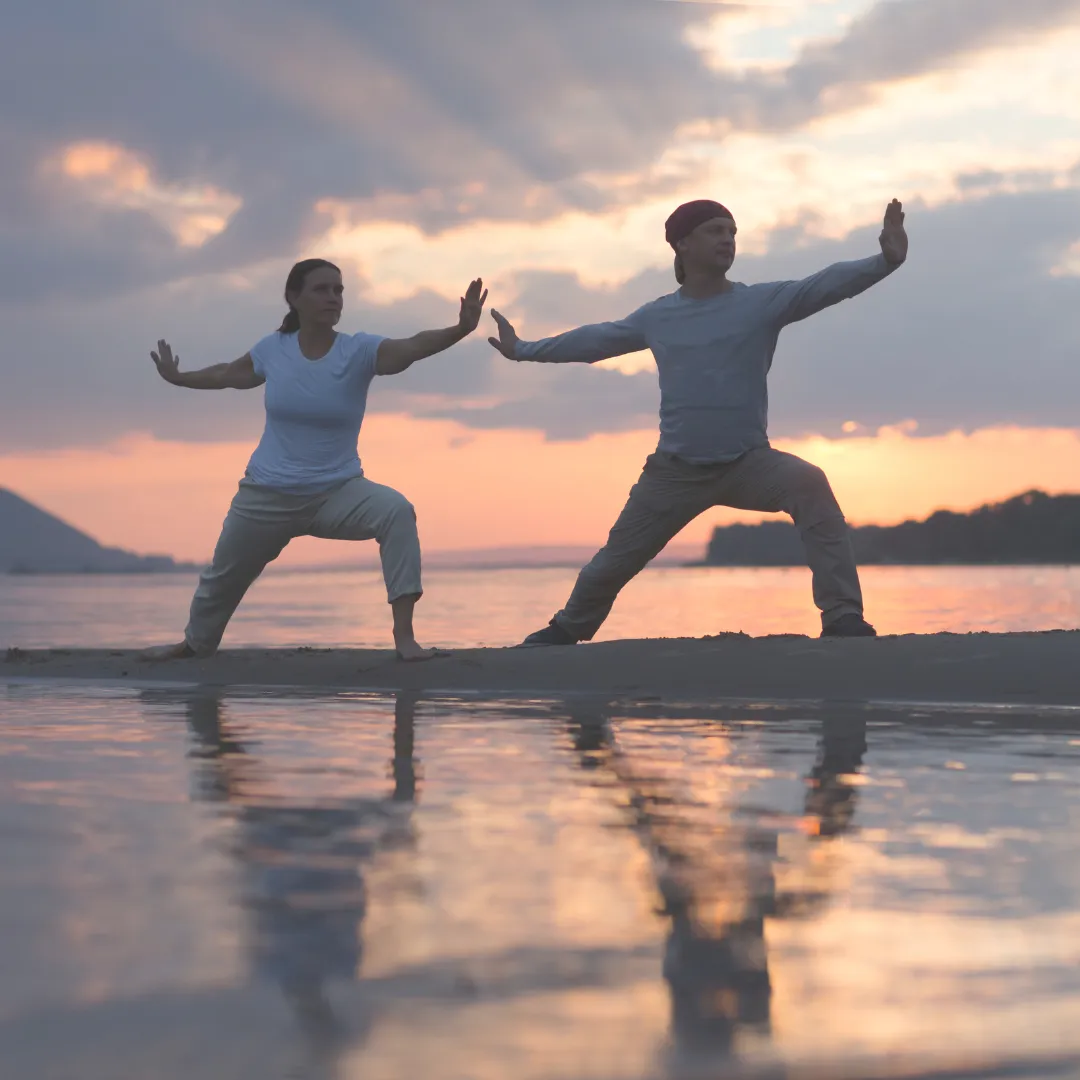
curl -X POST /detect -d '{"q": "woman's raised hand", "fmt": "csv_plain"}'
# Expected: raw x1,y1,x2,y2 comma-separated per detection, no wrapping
457,278,488,335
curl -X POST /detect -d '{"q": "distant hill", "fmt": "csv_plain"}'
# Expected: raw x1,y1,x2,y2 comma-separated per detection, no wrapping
0,488,195,574
702,490,1080,567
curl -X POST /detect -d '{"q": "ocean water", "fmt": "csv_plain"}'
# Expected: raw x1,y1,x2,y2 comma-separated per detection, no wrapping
3,564,1080,650
2,684,1080,1079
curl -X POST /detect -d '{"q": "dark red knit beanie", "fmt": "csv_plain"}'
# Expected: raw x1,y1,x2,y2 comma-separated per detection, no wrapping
665,200,735,248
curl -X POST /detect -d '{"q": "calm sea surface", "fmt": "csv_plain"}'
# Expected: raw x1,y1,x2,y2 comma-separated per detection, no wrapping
7,565,1080,1074
2,685,1080,1078
3,565,1080,650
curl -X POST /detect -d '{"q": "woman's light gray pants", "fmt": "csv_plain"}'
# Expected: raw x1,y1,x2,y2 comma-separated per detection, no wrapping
184,476,422,656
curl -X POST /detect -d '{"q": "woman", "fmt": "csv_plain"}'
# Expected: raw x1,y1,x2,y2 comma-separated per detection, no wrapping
145,258,486,661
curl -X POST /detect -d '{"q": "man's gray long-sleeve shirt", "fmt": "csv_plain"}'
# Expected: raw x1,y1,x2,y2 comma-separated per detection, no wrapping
514,254,898,463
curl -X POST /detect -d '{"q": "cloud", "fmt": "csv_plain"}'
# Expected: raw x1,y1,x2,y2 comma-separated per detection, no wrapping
53,142,240,248
423,363,660,441
3,183,1079,454
0,0,727,301
4,0,1080,303
3,1,1080,454
429,185,1080,441
756,0,1080,127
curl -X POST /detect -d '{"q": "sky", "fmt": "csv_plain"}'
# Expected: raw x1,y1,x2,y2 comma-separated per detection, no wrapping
2,0,1080,563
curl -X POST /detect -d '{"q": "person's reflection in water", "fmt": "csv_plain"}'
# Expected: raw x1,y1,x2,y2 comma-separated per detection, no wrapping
564,704,867,1071
166,689,420,1070
803,710,868,839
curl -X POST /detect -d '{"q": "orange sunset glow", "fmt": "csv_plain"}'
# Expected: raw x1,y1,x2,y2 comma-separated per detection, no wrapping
3,420,1080,565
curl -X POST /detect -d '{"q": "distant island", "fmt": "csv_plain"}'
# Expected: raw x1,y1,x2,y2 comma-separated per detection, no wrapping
0,488,198,574
702,490,1080,567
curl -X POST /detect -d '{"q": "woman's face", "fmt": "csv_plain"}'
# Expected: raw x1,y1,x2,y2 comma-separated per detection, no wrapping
289,266,344,329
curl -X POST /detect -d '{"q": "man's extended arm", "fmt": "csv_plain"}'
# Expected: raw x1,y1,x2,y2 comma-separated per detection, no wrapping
488,308,648,364
769,199,908,327
769,255,897,326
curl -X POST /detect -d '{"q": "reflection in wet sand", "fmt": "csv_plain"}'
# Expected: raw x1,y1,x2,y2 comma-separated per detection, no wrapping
169,690,669,1080
3,686,1080,1078
563,704,867,1074
176,688,421,1071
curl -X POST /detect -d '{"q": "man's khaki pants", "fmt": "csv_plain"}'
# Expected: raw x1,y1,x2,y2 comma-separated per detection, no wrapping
184,476,422,656
554,447,863,640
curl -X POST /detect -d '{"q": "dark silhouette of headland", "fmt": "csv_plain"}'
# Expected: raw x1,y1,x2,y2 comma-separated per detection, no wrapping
703,490,1080,566
0,488,195,574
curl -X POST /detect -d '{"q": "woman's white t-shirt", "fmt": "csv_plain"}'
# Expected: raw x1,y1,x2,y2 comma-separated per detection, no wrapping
244,330,385,494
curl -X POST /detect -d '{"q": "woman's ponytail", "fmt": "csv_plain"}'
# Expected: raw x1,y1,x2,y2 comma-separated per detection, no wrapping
278,306,301,334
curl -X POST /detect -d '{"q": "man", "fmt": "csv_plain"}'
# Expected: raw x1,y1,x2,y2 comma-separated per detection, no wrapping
488,198,908,644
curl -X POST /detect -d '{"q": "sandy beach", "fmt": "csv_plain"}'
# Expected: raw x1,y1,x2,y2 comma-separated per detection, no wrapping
5,631,1080,706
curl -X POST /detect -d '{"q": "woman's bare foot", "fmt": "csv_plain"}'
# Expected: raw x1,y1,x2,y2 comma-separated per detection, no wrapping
390,593,446,662
394,637,447,663
140,641,197,661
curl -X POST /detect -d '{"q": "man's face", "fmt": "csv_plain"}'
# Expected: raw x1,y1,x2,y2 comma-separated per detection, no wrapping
680,216,737,274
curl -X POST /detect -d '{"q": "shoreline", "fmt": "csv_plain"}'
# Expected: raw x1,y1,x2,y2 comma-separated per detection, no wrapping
5,631,1080,707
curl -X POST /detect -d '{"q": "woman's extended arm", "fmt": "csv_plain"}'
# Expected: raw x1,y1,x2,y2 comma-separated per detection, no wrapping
376,278,487,376
150,340,264,389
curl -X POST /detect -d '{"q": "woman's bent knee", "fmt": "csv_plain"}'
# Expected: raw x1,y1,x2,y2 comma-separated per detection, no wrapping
370,494,418,544
385,493,417,525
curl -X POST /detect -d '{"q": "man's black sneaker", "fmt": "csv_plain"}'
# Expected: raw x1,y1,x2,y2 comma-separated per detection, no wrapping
518,620,578,647
820,614,878,638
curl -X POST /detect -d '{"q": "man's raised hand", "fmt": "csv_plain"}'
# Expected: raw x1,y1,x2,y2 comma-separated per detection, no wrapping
458,278,488,335
151,339,181,384
487,310,520,360
879,199,908,266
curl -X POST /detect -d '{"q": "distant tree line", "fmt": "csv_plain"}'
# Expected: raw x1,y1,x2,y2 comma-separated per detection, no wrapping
702,490,1080,566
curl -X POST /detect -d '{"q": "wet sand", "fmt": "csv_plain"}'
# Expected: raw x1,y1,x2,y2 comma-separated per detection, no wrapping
5,631,1080,706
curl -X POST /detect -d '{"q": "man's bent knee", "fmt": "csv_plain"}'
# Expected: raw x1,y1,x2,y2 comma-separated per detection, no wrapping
797,463,832,496
579,549,643,592
789,464,844,522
